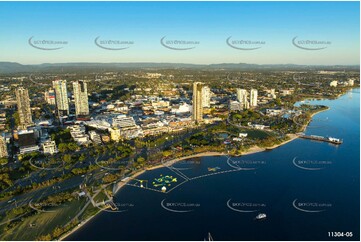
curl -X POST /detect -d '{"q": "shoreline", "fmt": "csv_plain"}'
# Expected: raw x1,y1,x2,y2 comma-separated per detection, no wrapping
59,169,148,241
59,209,97,241
60,104,331,241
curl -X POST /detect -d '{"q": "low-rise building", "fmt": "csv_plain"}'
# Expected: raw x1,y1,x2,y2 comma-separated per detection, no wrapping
18,130,39,154
68,125,89,145
329,81,338,87
266,108,283,116
109,127,121,142
229,101,242,111
280,89,294,96
41,140,57,155
89,131,102,144
101,134,110,143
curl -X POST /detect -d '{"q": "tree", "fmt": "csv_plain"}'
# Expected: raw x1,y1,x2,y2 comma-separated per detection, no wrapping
63,154,72,163
71,168,86,175
58,143,68,153
37,234,52,241
103,174,118,183
0,158,8,165
78,154,86,162
162,150,172,157
52,227,64,238
12,112,20,127
67,142,79,151
0,173,13,189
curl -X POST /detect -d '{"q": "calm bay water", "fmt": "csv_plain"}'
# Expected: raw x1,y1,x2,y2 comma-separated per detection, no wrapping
68,88,360,241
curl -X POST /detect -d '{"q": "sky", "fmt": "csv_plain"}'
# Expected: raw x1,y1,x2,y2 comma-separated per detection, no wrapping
0,1,359,65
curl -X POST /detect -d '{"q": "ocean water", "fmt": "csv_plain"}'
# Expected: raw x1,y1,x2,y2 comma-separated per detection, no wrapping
68,88,360,241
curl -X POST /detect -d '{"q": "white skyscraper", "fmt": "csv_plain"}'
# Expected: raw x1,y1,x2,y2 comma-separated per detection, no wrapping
236,88,249,109
250,89,258,107
202,86,211,108
53,80,69,117
73,80,89,117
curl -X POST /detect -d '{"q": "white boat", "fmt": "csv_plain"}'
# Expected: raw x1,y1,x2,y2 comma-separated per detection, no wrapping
255,213,267,220
328,137,340,142
204,233,213,241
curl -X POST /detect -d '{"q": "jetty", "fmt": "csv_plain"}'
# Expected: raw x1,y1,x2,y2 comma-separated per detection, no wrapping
298,134,342,145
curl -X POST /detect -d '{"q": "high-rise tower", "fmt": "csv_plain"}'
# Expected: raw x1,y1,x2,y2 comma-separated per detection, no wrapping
236,88,249,109
15,87,33,129
192,82,204,122
73,80,89,117
202,86,211,108
53,80,69,117
250,89,258,107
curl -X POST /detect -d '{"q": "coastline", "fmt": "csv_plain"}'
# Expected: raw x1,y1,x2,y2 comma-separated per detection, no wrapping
59,209,97,241
59,169,148,241
300,107,330,131
60,104,331,241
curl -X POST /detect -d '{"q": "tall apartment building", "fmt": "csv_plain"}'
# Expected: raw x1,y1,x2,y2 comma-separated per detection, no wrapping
250,89,258,107
236,88,249,109
202,86,211,108
15,87,33,129
192,82,204,122
53,80,69,117
73,80,89,117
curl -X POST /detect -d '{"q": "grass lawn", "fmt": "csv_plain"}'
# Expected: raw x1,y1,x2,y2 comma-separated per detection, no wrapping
240,129,271,139
0,198,87,240
93,190,109,204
